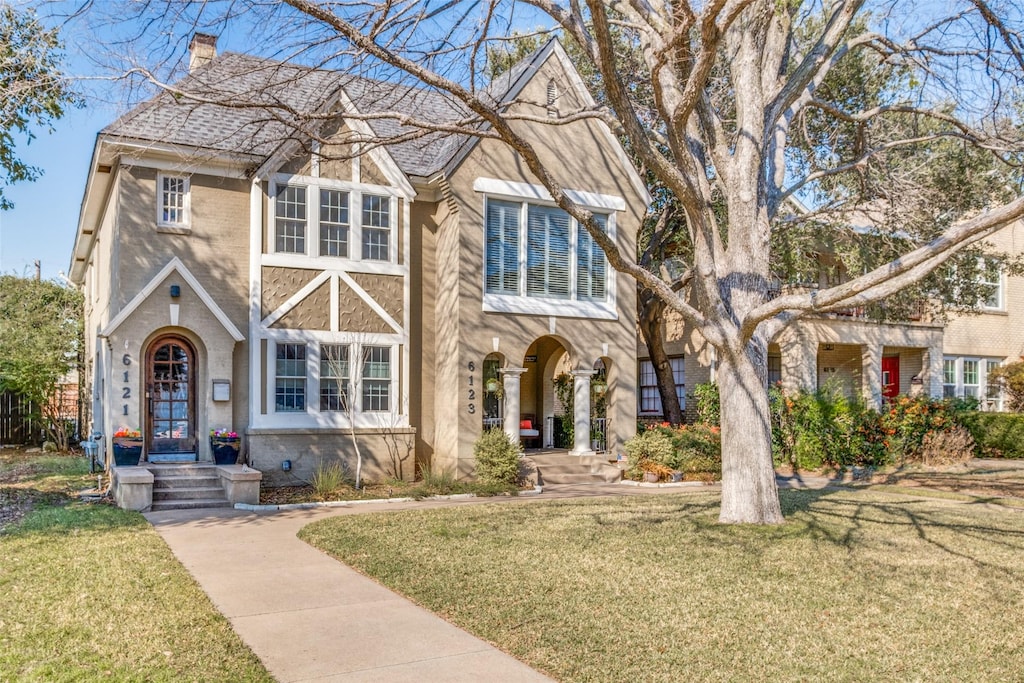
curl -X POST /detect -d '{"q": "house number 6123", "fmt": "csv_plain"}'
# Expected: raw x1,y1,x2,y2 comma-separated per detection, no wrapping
467,361,475,414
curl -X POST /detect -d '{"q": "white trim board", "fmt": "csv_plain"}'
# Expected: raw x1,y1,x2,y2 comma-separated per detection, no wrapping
100,257,245,341
473,177,626,211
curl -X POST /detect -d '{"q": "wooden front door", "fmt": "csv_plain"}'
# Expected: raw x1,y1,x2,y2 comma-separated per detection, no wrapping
881,355,900,400
146,336,197,455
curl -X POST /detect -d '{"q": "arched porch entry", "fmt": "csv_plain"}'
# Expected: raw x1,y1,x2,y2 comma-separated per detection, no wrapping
499,336,599,455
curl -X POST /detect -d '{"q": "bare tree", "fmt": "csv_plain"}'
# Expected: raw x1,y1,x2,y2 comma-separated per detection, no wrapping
85,0,1024,523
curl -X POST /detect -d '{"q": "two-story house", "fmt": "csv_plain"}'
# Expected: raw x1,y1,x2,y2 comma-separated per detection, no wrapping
69,35,647,485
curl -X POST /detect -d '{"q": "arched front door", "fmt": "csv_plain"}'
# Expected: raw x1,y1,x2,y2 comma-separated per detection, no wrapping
146,336,197,457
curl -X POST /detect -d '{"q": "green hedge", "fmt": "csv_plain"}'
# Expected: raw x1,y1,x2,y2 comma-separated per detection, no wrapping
962,412,1024,459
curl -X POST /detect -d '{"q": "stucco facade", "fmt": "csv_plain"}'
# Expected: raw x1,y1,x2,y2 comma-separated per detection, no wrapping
70,38,645,484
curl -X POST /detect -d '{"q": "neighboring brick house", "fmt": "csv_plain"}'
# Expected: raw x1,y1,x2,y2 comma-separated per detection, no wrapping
69,36,647,483
638,223,1024,421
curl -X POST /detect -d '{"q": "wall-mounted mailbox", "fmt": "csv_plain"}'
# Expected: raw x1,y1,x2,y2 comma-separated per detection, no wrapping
212,380,230,401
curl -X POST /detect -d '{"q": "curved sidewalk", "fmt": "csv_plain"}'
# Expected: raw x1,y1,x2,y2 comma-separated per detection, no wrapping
146,500,555,683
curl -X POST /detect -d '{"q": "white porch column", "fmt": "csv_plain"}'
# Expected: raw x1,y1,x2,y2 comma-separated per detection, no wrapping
570,369,596,456
861,345,883,411
924,344,944,399
500,367,527,446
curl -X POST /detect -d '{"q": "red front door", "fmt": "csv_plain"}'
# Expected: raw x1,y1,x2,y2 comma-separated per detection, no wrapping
881,356,900,400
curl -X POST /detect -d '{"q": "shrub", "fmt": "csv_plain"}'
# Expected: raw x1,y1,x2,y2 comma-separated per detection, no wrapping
919,426,976,466
624,428,675,480
961,412,1024,458
692,383,720,426
473,428,522,486
667,423,722,477
878,396,970,464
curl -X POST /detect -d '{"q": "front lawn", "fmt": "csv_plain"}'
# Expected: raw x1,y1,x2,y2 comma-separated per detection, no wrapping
301,489,1024,682
0,450,272,681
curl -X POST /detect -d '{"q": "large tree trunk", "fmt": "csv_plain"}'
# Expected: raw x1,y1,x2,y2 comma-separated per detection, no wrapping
717,341,784,524
638,289,685,424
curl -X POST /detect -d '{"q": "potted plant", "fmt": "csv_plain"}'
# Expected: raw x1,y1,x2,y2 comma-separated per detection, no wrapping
111,427,143,467
210,428,240,465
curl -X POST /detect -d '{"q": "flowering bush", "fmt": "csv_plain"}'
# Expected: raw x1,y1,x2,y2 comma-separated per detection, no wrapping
770,389,976,469
210,428,238,438
113,427,141,438
625,423,722,481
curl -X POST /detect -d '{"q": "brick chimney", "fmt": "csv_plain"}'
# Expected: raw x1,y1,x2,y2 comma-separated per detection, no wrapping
188,33,218,72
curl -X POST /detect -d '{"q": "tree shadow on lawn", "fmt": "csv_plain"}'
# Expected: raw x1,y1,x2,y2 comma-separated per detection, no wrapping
781,487,1024,577
576,488,1024,579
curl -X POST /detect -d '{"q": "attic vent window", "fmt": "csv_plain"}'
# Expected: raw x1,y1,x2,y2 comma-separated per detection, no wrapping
546,80,558,117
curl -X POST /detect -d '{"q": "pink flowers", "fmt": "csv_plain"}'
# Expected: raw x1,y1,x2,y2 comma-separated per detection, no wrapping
210,428,237,438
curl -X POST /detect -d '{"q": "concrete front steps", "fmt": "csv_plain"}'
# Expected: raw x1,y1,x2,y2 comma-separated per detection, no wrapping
149,463,231,511
525,452,622,485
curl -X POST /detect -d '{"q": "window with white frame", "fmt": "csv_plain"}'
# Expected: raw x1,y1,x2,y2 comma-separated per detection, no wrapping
319,343,350,411
361,346,391,411
485,198,609,305
944,356,1004,407
158,175,190,229
638,357,685,416
275,185,307,254
979,258,1003,310
271,178,395,262
943,359,957,398
361,194,391,261
986,359,1003,410
962,359,980,398
319,189,350,257
271,341,396,417
275,343,307,411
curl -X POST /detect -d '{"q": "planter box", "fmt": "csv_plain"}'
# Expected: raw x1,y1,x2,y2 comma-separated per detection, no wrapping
112,438,143,467
210,437,240,465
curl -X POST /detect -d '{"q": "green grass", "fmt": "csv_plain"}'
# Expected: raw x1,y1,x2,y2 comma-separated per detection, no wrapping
301,489,1024,682
1,452,273,682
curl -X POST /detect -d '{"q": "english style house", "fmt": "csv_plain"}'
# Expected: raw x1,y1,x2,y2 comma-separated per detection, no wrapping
70,35,648,487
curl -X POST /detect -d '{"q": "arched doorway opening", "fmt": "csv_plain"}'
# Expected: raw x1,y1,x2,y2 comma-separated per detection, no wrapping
146,335,197,458
591,358,611,452
482,352,505,430
521,336,571,449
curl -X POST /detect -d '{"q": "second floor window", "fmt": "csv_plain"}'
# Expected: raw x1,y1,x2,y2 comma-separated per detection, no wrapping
271,179,395,262
485,198,609,304
158,175,190,229
275,185,307,254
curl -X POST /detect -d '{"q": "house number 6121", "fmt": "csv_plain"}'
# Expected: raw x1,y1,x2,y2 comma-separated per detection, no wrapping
120,354,131,416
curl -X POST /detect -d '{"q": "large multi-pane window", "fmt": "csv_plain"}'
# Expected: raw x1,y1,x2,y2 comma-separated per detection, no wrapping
638,357,685,416
158,175,189,228
275,343,307,411
944,356,1004,409
319,344,350,411
484,198,609,304
275,185,307,254
362,346,391,411
273,342,395,416
361,195,391,260
319,189,350,257
271,179,394,262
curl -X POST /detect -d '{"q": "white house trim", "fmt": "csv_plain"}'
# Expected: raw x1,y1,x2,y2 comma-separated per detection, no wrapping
100,257,245,341
473,177,626,211
260,270,332,329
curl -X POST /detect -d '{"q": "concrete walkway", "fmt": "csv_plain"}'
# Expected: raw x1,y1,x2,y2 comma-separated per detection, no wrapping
145,478,832,682
146,500,556,683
